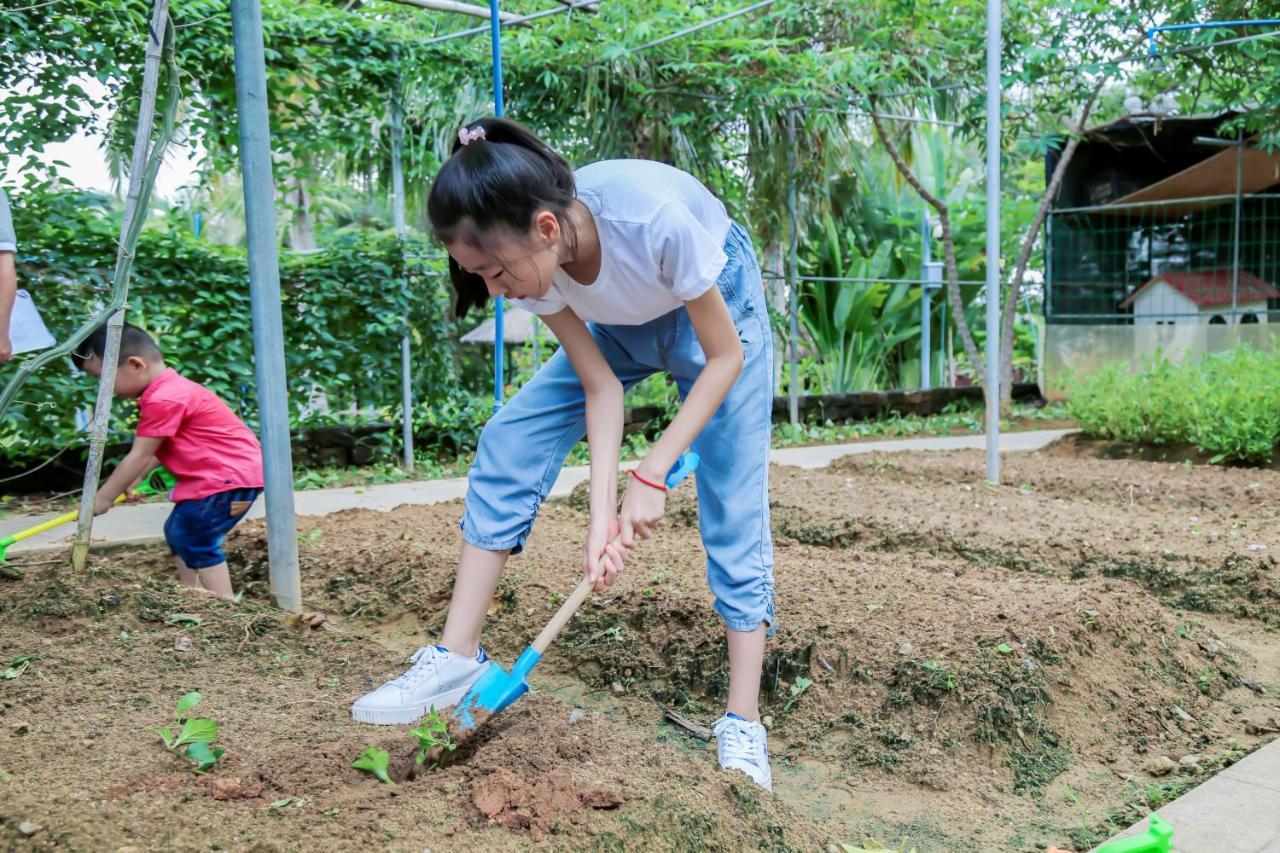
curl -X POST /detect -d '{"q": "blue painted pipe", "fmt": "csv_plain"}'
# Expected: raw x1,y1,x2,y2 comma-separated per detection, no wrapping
489,0,506,413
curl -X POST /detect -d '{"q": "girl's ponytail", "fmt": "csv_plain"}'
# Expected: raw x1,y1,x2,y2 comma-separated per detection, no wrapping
428,117,577,318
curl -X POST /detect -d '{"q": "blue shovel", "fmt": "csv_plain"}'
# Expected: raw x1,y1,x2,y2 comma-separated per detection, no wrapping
451,452,700,735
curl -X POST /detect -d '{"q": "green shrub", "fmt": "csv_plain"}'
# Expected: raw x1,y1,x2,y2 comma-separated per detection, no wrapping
2,188,462,464
1066,345,1280,464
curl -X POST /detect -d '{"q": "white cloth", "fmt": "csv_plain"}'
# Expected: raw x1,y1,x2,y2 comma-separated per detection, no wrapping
510,160,731,325
0,189,15,253
9,290,55,355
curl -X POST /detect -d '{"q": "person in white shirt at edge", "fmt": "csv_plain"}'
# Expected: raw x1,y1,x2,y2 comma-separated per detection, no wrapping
351,117,777,792
0,188,18,361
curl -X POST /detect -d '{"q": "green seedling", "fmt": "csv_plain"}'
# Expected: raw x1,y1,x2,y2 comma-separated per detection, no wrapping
352,746,395,785
269,796,309,813
2,655,34,680
784,676,813,712
409,708,456,770
145,691,225,774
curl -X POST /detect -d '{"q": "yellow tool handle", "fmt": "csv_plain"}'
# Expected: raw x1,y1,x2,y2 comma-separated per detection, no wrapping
531,575,595,654
10,494,126,544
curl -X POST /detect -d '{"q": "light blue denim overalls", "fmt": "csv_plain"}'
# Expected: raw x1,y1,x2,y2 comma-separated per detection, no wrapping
460,221,776,634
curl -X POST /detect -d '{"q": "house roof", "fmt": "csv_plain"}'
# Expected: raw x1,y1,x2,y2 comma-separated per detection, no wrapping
460,307,540,345
1120,270,1280,309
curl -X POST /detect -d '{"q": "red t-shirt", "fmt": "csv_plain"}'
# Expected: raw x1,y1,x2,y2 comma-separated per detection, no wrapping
136,368,265,502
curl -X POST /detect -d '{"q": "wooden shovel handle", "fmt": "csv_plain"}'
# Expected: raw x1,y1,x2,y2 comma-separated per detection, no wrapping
531,575,595,654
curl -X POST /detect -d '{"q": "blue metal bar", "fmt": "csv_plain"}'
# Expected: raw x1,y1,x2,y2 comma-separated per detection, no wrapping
920,211,932,389
785,108,799,425
231,0,302,612
391,60,414,471
1148,19,1280,57
489,0,505,413
420,0,601,48
983,0,1001,484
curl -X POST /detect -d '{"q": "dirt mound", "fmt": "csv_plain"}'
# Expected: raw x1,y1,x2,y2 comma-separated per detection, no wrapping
0,558,831,851
219,451,1280,849
7,448,1277,851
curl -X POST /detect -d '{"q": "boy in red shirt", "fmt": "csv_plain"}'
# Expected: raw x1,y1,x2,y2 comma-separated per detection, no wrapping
73,323,264,600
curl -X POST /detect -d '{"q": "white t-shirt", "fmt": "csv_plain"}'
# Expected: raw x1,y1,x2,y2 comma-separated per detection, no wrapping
510,160,731,325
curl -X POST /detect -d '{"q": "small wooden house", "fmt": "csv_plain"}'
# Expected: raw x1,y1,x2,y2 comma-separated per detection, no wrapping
1119,270,1278,326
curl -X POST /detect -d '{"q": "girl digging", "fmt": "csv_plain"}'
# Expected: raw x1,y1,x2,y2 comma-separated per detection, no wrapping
351,117,776,790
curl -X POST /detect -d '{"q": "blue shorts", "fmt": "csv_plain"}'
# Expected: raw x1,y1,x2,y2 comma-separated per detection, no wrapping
461,221,776,634
164,487,263,570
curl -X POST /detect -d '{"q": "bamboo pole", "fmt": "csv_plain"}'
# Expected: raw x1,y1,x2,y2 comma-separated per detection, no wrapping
71,0,172,570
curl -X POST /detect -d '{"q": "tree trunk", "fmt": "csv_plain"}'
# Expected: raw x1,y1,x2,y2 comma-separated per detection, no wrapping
997,79,1105,410
287,175,316,251
870,105,984,382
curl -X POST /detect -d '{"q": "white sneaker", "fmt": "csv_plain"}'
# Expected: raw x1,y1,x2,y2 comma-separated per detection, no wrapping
351,645,490,725
713,715,773,791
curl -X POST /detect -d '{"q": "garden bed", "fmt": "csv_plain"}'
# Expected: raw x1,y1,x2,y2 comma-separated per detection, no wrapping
2,450,1277,850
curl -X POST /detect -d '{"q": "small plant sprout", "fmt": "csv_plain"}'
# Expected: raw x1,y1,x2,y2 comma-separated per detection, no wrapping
409,707,456,770
1,655,34,680
145,691,225,774
784,676,813,712
352,746,394,785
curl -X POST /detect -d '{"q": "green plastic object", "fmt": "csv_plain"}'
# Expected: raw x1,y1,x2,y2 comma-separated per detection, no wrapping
132,467,177,497
1095,815,1174,853
0,468,176,567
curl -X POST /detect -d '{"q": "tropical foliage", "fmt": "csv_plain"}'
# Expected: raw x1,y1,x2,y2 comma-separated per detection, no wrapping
2,0,1278,465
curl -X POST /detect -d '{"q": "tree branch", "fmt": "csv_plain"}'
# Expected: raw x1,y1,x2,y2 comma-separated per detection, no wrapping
869,99,984,381
998,76,1106,405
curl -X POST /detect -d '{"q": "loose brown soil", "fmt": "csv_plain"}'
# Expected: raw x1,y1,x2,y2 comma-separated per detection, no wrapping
2,449,1278,851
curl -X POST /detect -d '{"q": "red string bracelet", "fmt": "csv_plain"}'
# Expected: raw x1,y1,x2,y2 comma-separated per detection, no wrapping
628,469,668,492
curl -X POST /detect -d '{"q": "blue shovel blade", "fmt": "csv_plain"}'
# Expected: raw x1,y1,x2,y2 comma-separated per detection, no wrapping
451,646,542,731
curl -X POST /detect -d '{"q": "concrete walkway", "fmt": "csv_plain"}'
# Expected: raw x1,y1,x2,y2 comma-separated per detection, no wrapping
0,428,1075,556
1093,738,1280,853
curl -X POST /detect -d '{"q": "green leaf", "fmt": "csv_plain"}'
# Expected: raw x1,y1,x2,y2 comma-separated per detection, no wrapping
995,643,1014,654
146,726,177,749
175,691,202,716
269,796,308,811
185,741,225,774
175,718,218,746
167,613,203,627
1,656,32,679
351,747,395,786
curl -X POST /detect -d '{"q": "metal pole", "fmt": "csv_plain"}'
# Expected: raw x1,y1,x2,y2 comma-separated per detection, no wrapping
1231,132,1243,319
785,109,799,425
231,0,302,613
532,316,542,369
391,64,414,471
630,0,777,54
71,0,170,570
920,211,932,389
983,0,1002,485
1045,213,1053,323
420,0,600,47
489,0,505,413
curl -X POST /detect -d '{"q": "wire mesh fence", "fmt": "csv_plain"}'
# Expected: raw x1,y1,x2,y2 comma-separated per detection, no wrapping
1046,192,1280,324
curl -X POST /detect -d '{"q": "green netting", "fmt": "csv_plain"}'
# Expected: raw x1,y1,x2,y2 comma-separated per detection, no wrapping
1046,192,1280,324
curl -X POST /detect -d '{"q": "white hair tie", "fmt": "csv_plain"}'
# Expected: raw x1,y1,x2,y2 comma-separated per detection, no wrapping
458,126,487,146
